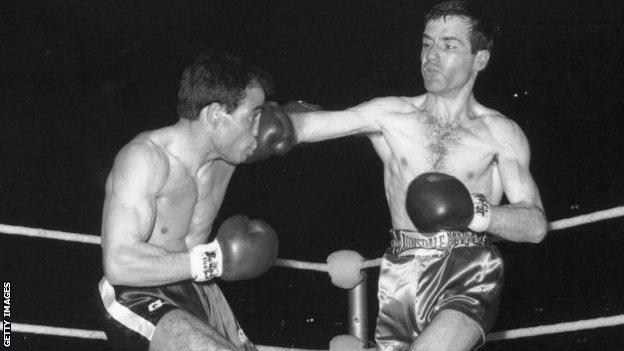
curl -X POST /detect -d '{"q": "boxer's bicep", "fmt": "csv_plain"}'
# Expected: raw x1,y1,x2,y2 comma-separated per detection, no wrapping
488,121,547,242
294,109,379,142
496,123,543,210
498,155,543,210
102,145,168,279
295,97,406,142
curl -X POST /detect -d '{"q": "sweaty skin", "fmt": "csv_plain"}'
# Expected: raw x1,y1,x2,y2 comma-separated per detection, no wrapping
293,17,546,243
292,15,547,351
100,86,265,351
101,87,264,287
292,16,546,351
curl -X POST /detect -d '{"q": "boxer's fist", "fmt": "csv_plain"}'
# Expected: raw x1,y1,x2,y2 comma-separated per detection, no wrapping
190,215,278,282
405,172,491,234
245,101,320,163
217,215,279,281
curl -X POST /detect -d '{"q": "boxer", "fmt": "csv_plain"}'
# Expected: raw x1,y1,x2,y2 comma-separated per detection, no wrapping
97,52,293,351
271,1,547,350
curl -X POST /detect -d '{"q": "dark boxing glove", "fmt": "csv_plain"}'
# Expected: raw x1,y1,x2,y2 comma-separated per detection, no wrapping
190,215,278,282
245,100,320,163
405,172,491,234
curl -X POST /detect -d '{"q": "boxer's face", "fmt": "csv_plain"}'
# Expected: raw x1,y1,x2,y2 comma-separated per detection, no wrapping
217,86,264,163
420,16,479,95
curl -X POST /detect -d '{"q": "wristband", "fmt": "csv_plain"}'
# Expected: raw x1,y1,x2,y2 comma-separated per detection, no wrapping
189,241,222,282
468,193,491,232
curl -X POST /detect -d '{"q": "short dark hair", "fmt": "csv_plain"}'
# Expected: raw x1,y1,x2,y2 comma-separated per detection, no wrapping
177,52,274,120
424,0,499,54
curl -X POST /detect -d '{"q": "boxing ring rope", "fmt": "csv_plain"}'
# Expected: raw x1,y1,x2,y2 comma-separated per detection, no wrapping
3,205,624,350
10,323,321,351
547,206,624,231
485,314,624,341
2,205,623,269
12,313,624,345
0,224,101,245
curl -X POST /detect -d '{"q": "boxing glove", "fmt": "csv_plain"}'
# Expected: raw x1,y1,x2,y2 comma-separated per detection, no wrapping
405,172,491,234
190,215,278,282
245,100,320,163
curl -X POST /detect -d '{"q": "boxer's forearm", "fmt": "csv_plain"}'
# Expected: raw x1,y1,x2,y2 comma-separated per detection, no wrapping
293,109,380,143
202,325,241,351
104,244,192,286
487,203,547,243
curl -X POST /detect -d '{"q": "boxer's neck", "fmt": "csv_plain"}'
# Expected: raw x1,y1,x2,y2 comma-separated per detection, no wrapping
166,119,220,176
423,91,476,126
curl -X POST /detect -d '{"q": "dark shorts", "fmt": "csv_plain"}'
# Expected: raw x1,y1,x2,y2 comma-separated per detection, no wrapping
375,229,504,350
97,278,251,351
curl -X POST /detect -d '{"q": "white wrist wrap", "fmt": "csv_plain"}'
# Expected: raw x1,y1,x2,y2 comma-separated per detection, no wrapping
189,241,222,282
468,193,491,232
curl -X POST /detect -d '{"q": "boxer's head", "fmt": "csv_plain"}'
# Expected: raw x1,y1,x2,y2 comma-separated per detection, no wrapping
177,52,273,120
177,52,273,163
207,85,265,164
420,1,499,94
424,0,499,55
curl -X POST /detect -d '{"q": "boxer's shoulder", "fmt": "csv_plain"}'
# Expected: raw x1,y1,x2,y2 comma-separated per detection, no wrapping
358,95,419,113
469,103,512,127
470,108,529,160
112,138,170,193
468,105,521,138
117,138,168,170
403,94,427,108
482,114,526,148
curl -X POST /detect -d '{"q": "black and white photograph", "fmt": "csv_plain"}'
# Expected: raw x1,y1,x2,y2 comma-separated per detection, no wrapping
1,0,624,350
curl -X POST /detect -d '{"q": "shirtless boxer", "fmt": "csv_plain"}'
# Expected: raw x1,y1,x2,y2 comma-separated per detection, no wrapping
96,52,295,351
279,1,548,350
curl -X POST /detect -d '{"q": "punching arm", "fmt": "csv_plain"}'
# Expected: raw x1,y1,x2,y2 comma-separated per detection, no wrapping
102,143,192,286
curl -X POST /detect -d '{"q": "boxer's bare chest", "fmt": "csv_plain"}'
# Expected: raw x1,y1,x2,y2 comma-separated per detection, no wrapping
149,159,233,249
374,116,498,195
373,117,498,228
380,119,490,171
425,122,466,171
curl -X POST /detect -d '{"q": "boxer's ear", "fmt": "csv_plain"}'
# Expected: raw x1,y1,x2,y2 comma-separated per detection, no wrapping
475,50,490,72
200,103,226,128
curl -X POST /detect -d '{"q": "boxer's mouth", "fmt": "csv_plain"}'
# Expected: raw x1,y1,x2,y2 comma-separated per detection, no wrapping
423,65,439,75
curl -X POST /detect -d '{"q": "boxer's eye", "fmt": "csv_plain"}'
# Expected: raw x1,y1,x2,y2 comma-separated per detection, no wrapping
250,112,261,127
442,39,459,51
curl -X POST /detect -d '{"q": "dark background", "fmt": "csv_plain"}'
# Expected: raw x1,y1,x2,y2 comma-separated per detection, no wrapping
1,0,624,350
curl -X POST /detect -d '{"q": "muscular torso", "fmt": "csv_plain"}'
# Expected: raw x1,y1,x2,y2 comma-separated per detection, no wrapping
369,95,505,230
150,156,233,251
104,129,235,253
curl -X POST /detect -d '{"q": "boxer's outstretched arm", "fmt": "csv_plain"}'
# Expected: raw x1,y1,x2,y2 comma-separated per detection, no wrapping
101,143,191,286
487,119,547,243
293,97,417,142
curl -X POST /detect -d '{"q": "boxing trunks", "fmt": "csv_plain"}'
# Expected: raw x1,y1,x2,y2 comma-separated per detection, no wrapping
375,229,504,350
97,277,252,351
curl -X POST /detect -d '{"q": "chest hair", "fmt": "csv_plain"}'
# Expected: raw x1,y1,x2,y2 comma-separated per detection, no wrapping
425,122,466,170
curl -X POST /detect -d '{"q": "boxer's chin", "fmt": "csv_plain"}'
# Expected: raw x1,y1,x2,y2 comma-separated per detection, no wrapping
240,148,254,163
222,151,245,165
423,77,444,93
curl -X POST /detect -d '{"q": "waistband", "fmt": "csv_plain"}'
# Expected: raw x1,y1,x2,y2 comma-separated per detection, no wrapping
388,229,490,254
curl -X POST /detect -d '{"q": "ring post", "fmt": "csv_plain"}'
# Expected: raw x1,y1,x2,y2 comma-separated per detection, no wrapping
348,269,369,346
